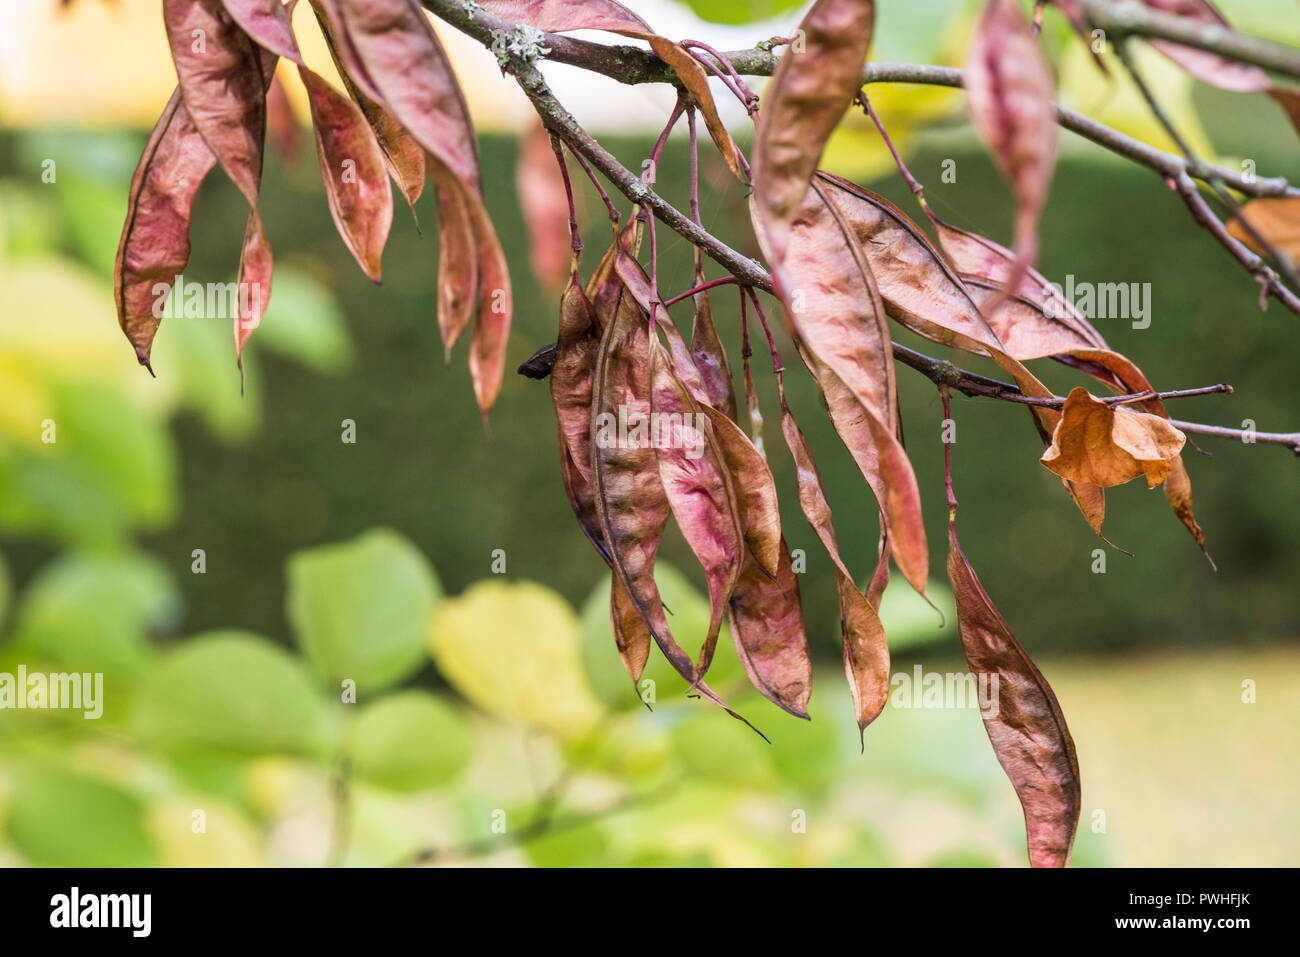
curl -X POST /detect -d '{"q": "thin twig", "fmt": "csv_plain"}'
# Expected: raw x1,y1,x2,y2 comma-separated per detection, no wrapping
1115,38,1300,294
430,0,1298,456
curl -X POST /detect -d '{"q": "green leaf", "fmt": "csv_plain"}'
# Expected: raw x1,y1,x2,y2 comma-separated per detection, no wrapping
11,549,180,680
0,548,10,632
671,709,777,790
429,579,605,738
7,769,155,867
0,383,177,546
251,266,354,376
132,630,335,759
678,0,805,26
287,528,441,696
876,579,954,652
346,690,471,792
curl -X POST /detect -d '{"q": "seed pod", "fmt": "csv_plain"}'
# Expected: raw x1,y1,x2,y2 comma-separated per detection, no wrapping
779,377,890,733
727,540,812,719
965,0,1058,297
948,521,1081,868
649,337,745,676
689,271,738,420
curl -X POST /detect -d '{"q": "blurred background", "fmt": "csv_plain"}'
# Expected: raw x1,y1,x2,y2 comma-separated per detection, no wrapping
0,0,1297,867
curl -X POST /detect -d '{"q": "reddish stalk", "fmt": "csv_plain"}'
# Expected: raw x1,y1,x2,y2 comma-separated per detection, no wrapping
548,132,582,263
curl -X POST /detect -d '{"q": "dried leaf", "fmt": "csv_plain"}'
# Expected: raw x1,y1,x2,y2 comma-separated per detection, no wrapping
298,65,393,283
965,0,1057,292
780,380,890,732
1042,388,1187,488
517,121,573,292
1226,197,1300,261
947,521,1081,868
751,0,876,264
590,278,759,731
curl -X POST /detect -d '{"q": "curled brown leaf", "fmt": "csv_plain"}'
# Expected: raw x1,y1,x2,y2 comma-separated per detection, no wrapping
1042,387,1187,488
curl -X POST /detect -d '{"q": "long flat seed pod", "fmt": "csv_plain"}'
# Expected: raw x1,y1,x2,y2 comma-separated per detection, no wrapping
649,339,745,676
814,173,1109,537
431,168,479,359
934,217,1107,351
965,0,1057,297
330,0,512,415
698,406,781,580
227,0,395,281
756,178,930,596
590,281,688,679
948,520,1081,868
114,89,219,368
780,378,890,733
473,2,744,180
689,270,738,420
551,273,601,483
727,540,812,719
610,574,652,687
558,433,611,567
517,121,573,292
751,0,877,264
298,66,393,283
312,3,426,220
163,0,267,207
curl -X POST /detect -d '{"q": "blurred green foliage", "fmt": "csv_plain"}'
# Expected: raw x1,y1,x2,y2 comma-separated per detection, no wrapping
2,18,1299,864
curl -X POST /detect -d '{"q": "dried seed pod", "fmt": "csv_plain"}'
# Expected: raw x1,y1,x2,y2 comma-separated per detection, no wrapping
948,521,1081,868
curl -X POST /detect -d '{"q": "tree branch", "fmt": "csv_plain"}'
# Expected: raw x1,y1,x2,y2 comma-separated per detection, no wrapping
428,0,1297,456
422,0,1296,200
1077,0,1300,81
